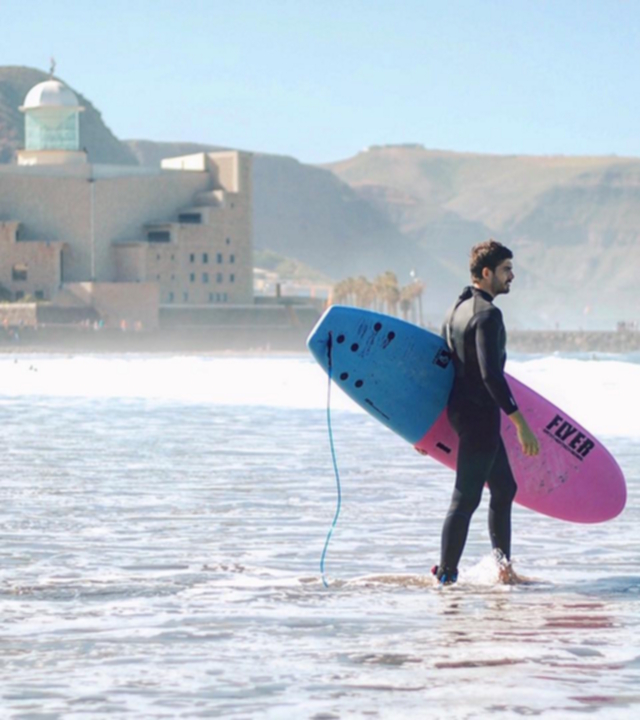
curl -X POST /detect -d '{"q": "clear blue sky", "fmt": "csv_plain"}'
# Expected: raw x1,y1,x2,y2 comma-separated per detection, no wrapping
3,0,640,163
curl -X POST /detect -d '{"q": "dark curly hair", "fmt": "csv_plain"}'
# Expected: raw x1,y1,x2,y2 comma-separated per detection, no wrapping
470,240,513,280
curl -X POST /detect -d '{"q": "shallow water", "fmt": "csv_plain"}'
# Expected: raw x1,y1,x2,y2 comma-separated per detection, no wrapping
0,354,638,719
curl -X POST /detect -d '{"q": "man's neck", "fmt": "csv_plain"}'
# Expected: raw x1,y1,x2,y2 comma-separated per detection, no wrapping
472,282,495,299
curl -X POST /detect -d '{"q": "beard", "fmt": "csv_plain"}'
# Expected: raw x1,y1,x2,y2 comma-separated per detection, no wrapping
493,279,511,295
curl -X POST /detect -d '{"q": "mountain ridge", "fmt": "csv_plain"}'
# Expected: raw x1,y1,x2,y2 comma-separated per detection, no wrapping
326,145,640,328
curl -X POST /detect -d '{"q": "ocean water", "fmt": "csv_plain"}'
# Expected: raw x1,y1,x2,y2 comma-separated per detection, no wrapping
0,352,638,719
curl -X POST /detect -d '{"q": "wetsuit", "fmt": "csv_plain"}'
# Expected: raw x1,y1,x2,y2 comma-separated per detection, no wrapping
438,286,518,579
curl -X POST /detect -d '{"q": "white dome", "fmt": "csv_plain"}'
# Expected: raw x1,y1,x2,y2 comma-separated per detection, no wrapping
21,80,81,110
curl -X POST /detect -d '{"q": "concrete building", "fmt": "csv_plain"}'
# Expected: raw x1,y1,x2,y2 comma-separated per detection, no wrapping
0,78,253,329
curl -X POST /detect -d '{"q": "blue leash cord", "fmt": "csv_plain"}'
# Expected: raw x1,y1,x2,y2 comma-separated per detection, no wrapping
320,332,342,588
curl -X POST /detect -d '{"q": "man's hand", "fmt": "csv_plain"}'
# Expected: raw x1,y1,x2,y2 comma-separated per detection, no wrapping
415,446,429,456
508,410,540,457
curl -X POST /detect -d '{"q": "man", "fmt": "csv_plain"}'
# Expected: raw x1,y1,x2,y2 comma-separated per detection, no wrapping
433,240,539,585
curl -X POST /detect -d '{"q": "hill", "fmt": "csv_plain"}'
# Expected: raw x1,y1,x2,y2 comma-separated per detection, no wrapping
327,146,640,328
0,66,138,165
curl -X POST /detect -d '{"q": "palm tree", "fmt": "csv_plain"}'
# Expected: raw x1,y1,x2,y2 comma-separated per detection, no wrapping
354,276,376,308
399,279,425,324
374,271,400,316
332,277,359,306
399,284,414,321
413,279,425,326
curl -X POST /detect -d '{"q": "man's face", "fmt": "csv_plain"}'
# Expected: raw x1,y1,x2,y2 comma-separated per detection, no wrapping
487,259,514,296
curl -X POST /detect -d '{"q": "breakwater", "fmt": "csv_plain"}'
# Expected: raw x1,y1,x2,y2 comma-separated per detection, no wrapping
508,330,640,354
1,324,639,354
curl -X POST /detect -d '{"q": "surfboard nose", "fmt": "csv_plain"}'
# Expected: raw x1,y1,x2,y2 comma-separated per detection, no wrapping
307,305,454,445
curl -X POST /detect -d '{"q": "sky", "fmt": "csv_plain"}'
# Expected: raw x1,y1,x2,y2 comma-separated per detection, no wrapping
3,0,640,164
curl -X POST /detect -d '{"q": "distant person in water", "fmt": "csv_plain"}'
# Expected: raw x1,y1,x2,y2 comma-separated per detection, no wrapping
433,240,539,585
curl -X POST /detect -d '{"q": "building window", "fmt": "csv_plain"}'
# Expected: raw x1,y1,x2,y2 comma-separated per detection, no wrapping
171,274,175,281
157,274,161,281
178,212,202,224
168,291,175,303
15,291,25,300
156,253,161,260
12,263,28,281
217,253,223,264
35,291,44,300
230,274,235,283
222,292,228,302
148,231,171,243
189,253,195,263
216,272,223,283
209,292,215,303
183,292,189,302
226,237,231,245
230,254,235,264
190,273,196,283
203,273,209,284
171,254,175,261
203,253,208,264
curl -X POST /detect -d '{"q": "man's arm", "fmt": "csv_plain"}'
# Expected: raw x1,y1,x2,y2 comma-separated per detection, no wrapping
475,311,539,457
475,311,518,415
507,410,540,457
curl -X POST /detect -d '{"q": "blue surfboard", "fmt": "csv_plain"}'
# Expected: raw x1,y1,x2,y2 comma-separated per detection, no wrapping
307,305,453,443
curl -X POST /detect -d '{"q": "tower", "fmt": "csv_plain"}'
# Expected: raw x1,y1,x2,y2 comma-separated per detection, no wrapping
17,79,86,166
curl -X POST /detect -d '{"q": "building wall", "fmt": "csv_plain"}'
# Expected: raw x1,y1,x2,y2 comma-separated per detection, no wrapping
0,168,208,282
0,221,64,300
205,152,253,303
94,171,210,281
143,220,247,305
119,151,253,305
0,150,253,310
114,243,147,282
17,149,87,166
64,282,159,329
0,172,90,282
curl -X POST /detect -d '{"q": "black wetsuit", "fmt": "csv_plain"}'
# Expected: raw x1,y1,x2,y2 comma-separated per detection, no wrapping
438,286,518,577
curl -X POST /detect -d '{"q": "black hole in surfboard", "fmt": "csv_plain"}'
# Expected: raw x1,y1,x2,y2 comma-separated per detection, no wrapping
340,372,349,381
355,380,364,388
351,343,359,352
374,322,382,331
387,332,396,341
336,335,345,344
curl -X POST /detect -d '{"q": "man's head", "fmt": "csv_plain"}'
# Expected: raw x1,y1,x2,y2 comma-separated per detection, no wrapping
470,239,514,297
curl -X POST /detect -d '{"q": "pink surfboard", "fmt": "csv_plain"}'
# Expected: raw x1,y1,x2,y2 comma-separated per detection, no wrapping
416,374,626,523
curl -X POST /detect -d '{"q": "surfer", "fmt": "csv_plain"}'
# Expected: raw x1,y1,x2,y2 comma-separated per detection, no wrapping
433,240,540,585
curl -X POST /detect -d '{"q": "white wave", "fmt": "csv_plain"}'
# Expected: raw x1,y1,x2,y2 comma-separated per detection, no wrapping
0,353,636,437
507,355,638,438
0,354,360,412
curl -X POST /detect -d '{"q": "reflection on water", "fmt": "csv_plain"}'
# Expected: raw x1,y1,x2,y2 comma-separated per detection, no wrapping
0,355,638,718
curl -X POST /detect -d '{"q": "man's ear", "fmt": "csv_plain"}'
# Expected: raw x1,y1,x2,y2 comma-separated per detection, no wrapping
482,266,492,281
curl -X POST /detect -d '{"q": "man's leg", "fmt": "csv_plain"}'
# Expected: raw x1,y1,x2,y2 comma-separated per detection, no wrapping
486,439,518,560
437,431,500,581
